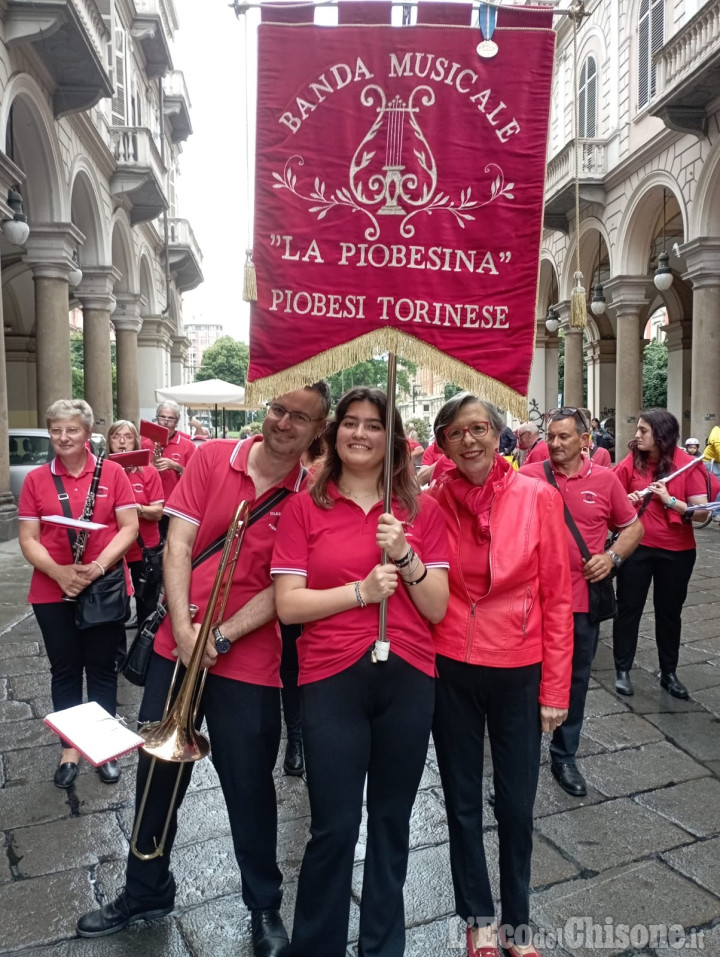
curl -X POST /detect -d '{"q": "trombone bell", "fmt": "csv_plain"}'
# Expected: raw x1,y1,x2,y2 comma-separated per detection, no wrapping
140,719,210,762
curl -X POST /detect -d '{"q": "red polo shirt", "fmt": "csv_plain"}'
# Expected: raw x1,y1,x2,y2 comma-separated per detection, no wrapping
421,441,444,466
524,439,550,465
141,430,196,498
18,455,136,604
154,436,306,686
614,449,708,551
124,465,164,563
590,445,612,468
271,486,449,684
522,457,637,612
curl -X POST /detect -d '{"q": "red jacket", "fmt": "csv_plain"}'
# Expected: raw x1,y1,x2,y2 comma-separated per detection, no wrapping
428,463,573,709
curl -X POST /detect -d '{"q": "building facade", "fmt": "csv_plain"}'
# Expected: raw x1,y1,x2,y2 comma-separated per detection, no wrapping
531,0,720,455
0,0,202,538
185,320,223,377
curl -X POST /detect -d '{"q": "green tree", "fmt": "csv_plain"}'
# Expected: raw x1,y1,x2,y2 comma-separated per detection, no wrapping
444,383,463,401
195,336,249,386
643,339,668,408
326,358,417,406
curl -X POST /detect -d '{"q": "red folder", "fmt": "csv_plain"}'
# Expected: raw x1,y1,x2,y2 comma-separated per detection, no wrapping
140,420,169,445
108,449,152,468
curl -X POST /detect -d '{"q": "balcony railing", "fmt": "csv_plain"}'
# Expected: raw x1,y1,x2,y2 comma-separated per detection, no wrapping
164,70,190,104
546,139,607,198
111,127,166,177
655,0,720,96
168,218,203,292
168,219,202,262
133,0,177,40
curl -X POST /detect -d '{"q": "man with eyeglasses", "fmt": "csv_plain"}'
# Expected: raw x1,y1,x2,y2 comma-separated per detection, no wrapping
141,401,196,502
78,384,330,957
522,408,643,797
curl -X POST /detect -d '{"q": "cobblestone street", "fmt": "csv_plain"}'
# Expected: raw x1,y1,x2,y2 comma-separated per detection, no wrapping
1,530,720,956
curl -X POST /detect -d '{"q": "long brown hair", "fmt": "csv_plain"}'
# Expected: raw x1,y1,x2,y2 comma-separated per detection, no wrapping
630,408,679,479
311,387,419,519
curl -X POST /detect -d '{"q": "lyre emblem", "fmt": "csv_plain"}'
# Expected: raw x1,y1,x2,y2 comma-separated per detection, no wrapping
349,85,437,216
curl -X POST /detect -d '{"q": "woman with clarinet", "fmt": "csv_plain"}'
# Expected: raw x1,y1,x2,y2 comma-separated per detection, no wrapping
18,400,138,787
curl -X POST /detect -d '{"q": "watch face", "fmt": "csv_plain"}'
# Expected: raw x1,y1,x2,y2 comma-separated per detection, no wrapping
214,633,232,654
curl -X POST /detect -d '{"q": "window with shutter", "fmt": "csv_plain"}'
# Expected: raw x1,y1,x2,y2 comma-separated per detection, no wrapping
579,56,597,138
638,0,664,109
112,27,127,126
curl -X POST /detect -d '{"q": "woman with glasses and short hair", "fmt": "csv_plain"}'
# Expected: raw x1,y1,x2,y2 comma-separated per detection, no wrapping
272,386,449,957
18,400,138,788
426,392,573,957
613,408,709,700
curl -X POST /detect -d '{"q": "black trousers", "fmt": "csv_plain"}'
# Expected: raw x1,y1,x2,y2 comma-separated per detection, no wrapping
432,656,542,934
550,613,599,765
125,652,283,911
34,601,123,748
613,545,696,674
128,560,160,630
280,622,302,738
289,651,434,957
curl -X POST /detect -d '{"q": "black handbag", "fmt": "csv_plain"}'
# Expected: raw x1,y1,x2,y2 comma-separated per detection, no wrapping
136,533,164,602
120,485,297,685
75,564,130,631
543,461,617,624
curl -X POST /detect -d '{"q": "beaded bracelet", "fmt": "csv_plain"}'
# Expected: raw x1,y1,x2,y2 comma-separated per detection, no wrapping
353,581,367,607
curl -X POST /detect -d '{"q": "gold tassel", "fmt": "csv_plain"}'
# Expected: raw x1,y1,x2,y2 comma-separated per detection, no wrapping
245,329,530,420
243,249,257,303
570,270,587,328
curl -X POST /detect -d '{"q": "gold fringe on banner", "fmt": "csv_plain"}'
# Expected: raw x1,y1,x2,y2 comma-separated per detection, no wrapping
570,270,587,328
245,330,529,421
243,249,257,303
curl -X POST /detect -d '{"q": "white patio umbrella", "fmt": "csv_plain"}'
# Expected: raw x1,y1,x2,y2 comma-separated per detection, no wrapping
155,379,262,436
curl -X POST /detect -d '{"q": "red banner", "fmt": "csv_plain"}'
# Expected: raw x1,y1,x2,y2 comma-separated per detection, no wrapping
247,7,555,416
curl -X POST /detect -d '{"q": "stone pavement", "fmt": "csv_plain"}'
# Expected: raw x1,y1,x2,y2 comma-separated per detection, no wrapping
1,532,720,957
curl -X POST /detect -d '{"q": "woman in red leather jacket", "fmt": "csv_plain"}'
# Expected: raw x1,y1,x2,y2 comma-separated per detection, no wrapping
427,392,574,957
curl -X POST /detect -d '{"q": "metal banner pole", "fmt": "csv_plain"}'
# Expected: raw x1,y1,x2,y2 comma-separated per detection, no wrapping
373,352,397,662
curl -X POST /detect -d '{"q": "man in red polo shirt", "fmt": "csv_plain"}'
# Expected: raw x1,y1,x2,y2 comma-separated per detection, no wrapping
517,421,549,465
141,401,195,504
522,408,643,797
77,383,330,957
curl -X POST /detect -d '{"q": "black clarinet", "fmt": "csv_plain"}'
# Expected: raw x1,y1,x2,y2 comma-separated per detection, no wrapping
73,451,105,564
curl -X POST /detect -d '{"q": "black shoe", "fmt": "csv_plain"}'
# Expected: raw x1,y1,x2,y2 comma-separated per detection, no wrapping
660,671,689,700
615,669,634,696
283,736,304,776
54,761,78,789
97,760,121,784
250,908,289,957
551,762,587,797
76,891,173,938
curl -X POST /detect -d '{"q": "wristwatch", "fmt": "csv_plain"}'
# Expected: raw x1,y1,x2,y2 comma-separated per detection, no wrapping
212,626,232,655
606,549,624,569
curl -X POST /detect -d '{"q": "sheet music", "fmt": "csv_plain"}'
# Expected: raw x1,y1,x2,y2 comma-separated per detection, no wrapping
44,702,144,766
41,515,108,531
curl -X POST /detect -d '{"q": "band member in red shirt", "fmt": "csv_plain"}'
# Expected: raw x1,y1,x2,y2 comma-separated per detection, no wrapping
19,399,137,789
141,402,195,536
272,387,449,957
77,384,330,957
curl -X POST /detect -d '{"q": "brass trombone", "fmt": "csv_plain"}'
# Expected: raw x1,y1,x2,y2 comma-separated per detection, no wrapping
130,500,251,860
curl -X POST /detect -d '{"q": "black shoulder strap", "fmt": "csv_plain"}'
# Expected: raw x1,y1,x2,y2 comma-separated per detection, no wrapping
51,472,77,557
589,444,597,459
542,460,592,563
190,485,295,570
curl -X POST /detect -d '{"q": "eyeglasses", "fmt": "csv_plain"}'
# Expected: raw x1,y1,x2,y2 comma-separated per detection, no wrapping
444,421,490,444
157,415,178,424
266,402,322,426
50,427,83,438
548,407,590,431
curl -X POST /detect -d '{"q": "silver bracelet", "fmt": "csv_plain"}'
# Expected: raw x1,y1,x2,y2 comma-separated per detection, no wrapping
353,581,367,608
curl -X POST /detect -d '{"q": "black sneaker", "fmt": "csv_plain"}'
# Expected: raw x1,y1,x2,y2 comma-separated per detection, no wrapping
77,891,173,938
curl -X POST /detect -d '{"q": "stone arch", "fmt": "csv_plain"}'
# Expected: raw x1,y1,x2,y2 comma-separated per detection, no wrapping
689,137,720,237
138,250,157,315
615,172,687,277
110,212,136,293
0,74,66,222
69,163,110,266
